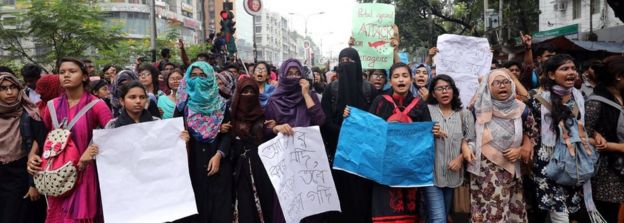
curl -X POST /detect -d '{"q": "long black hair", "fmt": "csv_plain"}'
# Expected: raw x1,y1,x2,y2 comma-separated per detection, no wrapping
541,54,575,134
427,74,463,111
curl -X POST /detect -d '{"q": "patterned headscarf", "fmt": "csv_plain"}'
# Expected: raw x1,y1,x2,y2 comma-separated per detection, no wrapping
216,70,236,100
184,61,225,142
469,69,525,177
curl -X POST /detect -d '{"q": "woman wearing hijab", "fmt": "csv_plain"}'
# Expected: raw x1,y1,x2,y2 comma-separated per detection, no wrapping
410,63,432,99
174,61,232,223
264,58,326,222
231,78,275,223
27,57,112,222
216,70,237,105
321,48,377,223
0,73,46,223
253,62,276,108
469,69,534,222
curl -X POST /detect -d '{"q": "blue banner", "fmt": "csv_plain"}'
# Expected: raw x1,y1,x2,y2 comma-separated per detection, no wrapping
333,106,434,187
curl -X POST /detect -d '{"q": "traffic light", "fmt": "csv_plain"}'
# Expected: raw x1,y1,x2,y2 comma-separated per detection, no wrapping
220,10,237,55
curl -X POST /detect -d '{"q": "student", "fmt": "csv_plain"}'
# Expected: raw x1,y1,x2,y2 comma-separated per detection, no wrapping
363,62,433,223
0,73,46,223
253,62,275,108
174,61,232,223
469,69,534,222
367,69,387,91
28,57,112,222
90,79,112,109
425,74,476,223
157,69,183,119
410,63,431,100
230,77,274,223
585,56,624,223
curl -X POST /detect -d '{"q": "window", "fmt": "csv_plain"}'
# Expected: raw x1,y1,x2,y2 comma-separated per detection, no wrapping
2,0,15,5
167,0,177,12
572,0,581,19
128,0,147,4
591,0,600,14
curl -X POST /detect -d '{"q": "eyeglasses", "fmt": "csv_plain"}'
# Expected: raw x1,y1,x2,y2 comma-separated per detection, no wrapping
0,84,18,92
139,72,151,77
370,74,385,79
434,85,452,92
491,79,511,88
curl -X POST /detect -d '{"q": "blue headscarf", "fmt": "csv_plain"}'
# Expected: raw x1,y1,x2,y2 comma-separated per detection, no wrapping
183,61,226,142
185,61,224,115
410,63,432,97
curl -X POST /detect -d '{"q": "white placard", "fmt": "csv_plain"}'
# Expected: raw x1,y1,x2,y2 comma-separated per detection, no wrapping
258,126,341,223
434,34,493,105
93,118,197,223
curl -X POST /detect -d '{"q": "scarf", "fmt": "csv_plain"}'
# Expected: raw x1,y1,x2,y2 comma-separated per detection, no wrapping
410,63,432,98
114,109,155,128
336,48,367,113
0,73,40,164
231,78,264,140
184,61,225,142
265,59,311,126
258,82,275,107
539,88,586,147
469,69,525,177
216,70,236,100
35,74,63,112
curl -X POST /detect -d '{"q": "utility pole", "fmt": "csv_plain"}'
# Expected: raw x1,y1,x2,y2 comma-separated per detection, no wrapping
483,0,488,37
149,0,157,62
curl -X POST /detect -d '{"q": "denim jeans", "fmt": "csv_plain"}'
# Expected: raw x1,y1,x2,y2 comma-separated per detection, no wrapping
424,186,454,223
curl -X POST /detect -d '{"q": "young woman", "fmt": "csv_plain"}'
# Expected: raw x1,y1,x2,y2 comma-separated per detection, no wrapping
585,56,624,223
410,63,431,100
470,69,534,223
157,69,183,119
174,61,232,223
425,74,476,223
365,63,432,223
28,57,112,222
367,69,387,91
526,54,591,222
138,63,160,102
322,48,376,223
105,81,163,127
253,62,275,108
1,73,45,223
90,79,112,109
264,58,326,222
216,70,237,105
230,77,275,223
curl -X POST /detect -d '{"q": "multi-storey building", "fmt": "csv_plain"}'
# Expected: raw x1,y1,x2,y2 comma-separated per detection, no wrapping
539,0,623,41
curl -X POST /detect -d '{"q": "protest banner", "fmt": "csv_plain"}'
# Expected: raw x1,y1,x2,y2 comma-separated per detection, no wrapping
93,118,197,223
333,107,435,187
434,34,493,106
352,3,395,69
258,126,340,223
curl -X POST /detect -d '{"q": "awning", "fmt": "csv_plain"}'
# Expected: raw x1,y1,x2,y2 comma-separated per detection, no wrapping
536,36,624,53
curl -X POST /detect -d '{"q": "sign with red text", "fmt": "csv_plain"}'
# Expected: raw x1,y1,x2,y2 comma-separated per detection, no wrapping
352,3,395,69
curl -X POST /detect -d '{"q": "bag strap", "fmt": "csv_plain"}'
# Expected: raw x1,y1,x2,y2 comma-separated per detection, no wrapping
535,93,579,118
588,95,624,112
402,97,420,115
382,95,399,110
66,99,101,130
47,100,60,129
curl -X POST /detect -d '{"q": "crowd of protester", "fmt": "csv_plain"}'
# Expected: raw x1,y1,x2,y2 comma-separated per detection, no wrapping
1,32,624,223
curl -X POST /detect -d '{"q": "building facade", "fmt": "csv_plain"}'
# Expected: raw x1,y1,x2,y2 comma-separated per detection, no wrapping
539,0,623,41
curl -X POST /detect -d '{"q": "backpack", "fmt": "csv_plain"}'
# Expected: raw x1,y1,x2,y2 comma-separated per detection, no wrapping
534,94,599,186
588,95,624,177
34,99,100,197
382,95,420,123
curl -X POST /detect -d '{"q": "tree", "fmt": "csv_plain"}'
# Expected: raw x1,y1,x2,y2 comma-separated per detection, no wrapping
0,0,122,72
356,0,539,55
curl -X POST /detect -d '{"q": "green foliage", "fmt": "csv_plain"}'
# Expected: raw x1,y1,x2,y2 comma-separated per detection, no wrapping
0,0,123,71
356,0,539,55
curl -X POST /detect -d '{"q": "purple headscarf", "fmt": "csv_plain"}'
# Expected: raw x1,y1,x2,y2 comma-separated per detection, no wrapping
265,59,312,126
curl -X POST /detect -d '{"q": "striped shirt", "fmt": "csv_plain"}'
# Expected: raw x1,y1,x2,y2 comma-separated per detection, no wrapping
427,104,476,188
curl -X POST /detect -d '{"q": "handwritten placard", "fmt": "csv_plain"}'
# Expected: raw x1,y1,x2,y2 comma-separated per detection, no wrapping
258,126,340,223
434,34,493,105
334,107,435,187
352,3,395,69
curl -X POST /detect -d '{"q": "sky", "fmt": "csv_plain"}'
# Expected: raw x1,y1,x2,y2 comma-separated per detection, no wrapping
235,0,357,59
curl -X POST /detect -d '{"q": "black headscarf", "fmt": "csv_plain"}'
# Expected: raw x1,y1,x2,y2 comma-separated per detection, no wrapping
336,48,367,112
